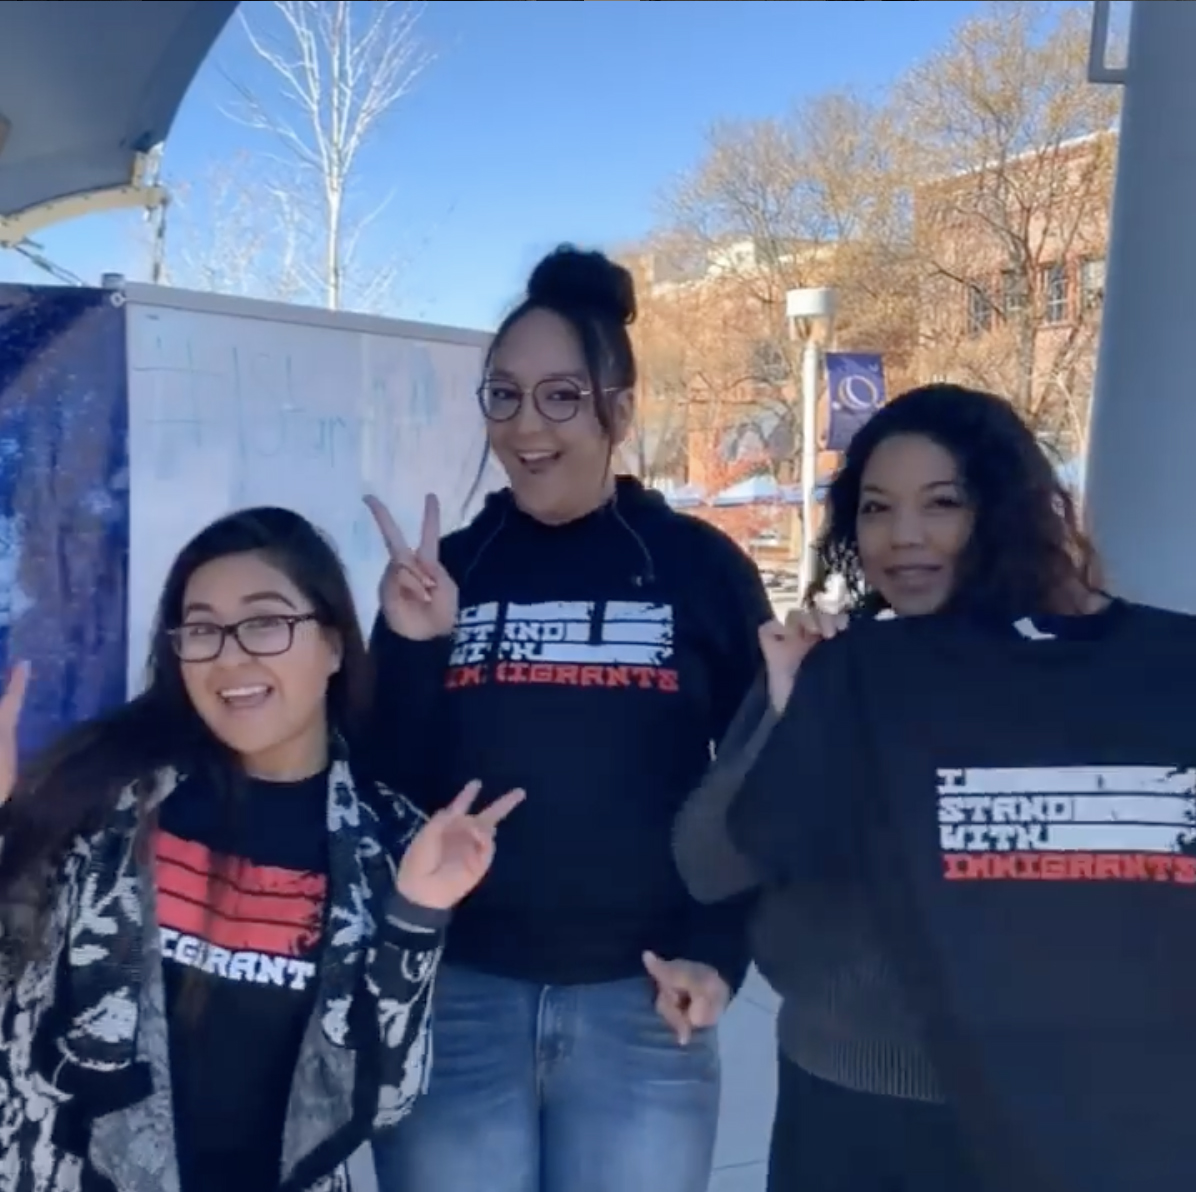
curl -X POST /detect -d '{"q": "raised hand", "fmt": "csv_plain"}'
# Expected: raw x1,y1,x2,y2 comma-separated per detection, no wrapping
396,780,525,910
758,608,847,713
365,493,459,641
0,663,29,807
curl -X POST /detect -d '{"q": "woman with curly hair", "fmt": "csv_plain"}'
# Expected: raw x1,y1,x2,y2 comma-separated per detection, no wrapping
674,384,1103,1191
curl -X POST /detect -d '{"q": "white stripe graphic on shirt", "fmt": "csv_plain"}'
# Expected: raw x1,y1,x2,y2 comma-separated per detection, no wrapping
449,600,674,668
937,765,1196,854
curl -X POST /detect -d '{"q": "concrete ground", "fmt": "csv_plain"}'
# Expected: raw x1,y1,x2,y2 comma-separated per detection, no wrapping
348,968,779,1192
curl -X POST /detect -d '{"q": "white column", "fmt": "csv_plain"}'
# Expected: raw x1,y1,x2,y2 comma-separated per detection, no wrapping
1086,1,1196,611
799,339,820,593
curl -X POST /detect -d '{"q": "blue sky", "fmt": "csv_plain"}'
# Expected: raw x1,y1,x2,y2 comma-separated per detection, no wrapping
2,0,1024,329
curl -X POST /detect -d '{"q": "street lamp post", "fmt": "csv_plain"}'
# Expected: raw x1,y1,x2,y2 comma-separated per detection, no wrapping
786,286,837,596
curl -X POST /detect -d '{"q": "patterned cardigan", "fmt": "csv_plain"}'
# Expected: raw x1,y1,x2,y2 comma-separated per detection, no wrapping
0,758,442,1192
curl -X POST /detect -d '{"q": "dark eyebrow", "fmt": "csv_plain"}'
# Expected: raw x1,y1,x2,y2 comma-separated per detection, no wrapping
181,590,298,619
489,369,588,385
242,590,299,608
861,479,960,496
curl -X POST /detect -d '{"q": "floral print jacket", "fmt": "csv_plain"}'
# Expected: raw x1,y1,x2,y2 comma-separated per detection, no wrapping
0,759,441,1192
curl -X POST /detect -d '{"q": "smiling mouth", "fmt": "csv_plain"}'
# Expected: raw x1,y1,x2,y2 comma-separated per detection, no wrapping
218,684,273,710
885,565,942,585
515,450,560,474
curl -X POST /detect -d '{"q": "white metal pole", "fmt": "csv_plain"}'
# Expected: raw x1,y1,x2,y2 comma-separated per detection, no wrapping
799,338,820,595
1085,1,1196,610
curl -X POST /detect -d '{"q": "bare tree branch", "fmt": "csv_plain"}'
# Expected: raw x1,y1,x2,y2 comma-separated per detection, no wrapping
902,1,1118,449
215,0,434,310
652,88,918,491
158,156,307,302
644,1,1111,474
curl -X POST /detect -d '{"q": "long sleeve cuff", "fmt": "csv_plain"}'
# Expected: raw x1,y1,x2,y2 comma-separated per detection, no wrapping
381,889,450,950
683,893,754,995
369,618,453,800
371,621,454,706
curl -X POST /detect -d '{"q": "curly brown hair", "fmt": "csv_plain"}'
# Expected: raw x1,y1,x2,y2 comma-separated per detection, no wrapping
808,384,1100,617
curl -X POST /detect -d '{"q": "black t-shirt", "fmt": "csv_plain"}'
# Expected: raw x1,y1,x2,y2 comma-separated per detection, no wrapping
156,770,329,1192
730,602,1196,1192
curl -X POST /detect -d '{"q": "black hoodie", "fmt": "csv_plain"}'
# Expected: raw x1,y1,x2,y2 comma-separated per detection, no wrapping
370,477,771,989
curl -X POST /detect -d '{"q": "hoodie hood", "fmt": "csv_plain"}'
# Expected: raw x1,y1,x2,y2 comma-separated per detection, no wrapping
460,475,666,589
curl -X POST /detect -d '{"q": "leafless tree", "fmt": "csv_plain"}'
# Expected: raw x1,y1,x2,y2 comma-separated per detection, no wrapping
159,156,311,301
220,0,434,311
899,1,1119,452
655,90,917,486
648,2,1114,466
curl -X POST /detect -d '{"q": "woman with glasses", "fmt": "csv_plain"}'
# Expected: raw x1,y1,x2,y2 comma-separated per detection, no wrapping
0,506,521,1192
369,245,773,1192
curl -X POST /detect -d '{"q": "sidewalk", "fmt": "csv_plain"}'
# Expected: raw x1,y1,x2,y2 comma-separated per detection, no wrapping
708,967,778,1192
349,968,779,1192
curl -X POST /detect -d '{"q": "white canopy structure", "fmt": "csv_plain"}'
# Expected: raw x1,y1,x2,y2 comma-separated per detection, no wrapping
0,1,238,245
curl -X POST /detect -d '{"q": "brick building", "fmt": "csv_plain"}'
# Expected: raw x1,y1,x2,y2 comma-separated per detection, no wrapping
911,130,1115,453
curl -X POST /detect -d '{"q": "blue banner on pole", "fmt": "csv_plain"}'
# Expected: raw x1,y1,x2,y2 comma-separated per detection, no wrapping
825,352,886,451
0,286,129,758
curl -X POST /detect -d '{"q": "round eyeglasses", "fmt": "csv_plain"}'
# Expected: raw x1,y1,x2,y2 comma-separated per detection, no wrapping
477,378,591,424
168,613,319,663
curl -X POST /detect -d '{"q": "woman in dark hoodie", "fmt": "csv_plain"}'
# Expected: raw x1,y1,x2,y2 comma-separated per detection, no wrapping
368,246,773,1192
674,384,1100,1191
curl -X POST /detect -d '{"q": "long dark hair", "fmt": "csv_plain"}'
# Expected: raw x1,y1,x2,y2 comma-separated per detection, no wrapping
809,384,1099,617
0,507,371,959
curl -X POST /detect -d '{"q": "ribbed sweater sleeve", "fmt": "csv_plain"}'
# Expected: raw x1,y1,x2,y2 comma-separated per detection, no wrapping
673,676,778,904
727,639,858,885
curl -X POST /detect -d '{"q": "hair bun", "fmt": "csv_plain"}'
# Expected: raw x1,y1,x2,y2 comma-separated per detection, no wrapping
526,245,636,325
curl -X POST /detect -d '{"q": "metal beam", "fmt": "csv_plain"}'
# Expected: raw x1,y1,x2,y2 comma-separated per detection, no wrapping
1086,1,1196,610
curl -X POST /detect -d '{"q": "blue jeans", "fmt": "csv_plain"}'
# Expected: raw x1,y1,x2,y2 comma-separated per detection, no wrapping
374,964,721,1192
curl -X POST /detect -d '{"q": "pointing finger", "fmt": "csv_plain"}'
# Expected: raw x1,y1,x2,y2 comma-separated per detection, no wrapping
446,779,483,817
474,788,526,830
417,494,441,563
364,495,414,564
642,949,676,986
0,662,29,732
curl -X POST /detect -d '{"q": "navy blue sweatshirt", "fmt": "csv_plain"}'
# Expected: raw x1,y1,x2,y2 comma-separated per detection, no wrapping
370,477,771,989
730,601,1196,1192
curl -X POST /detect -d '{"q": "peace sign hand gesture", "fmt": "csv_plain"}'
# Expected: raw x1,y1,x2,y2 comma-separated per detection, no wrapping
365,493,459,641
0,663,30,807
396,781,525,910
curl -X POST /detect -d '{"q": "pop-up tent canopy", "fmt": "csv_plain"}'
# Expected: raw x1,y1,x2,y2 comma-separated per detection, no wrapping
0,1,238,245
711,474,831,507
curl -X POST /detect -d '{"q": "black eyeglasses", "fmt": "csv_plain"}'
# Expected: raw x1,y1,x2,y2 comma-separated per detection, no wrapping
478,377,616,424
168,613,320,663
